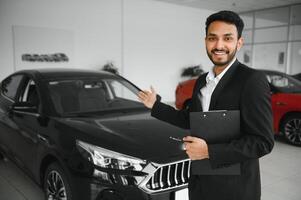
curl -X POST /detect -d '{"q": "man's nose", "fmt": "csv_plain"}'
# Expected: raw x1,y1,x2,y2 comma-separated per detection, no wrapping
214,38,224,49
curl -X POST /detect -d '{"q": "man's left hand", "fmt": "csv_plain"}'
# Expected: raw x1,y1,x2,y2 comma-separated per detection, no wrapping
183,136,209,160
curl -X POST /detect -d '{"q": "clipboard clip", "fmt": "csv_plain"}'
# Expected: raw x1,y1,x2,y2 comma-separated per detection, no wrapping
202,110,227,118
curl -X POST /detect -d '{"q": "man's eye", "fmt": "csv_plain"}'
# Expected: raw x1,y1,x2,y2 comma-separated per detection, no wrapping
207,37,216,41
225,37,233,41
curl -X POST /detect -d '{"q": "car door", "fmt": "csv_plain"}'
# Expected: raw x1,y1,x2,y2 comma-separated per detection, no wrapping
10,77,42,173
0,74,24,160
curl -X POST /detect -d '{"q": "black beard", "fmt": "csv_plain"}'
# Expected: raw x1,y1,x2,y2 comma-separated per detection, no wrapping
206,47,237,67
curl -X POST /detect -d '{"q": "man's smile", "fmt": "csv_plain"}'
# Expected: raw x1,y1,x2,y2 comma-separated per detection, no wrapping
212,49,229,55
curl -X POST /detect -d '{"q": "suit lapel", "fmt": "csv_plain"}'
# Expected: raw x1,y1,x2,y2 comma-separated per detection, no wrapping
192,73,207,112
209,60,240,110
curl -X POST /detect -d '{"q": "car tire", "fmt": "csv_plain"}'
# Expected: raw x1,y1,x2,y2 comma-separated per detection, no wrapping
281,114,301,146
44,162,74,200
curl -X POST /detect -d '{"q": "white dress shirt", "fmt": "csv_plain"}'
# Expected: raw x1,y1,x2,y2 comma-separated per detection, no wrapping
200,58,236,111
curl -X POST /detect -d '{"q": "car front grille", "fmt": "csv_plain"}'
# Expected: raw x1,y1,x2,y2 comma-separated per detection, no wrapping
139,159,191,193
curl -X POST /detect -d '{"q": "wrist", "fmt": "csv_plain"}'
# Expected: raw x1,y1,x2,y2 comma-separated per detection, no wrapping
204,143,209,159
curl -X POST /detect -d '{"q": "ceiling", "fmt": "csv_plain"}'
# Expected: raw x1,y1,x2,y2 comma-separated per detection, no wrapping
153,0,301,13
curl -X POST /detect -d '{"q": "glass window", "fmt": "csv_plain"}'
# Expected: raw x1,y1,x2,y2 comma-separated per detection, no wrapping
265,71,301,93
242,30,253,44
255,7,289,28
19,80,39,106
47,78,143,115
240,13,253,29
291,4,301,25
107,79,138,102
290,42,301,74
237,45,252,66
253,43,287,72
289,25,301,40
254,26,288,43
1,75,23,100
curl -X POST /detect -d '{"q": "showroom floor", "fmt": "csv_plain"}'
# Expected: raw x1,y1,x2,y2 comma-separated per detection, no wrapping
0,136,300,200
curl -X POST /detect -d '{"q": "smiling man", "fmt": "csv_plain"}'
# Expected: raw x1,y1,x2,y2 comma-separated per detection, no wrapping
138,11,274,200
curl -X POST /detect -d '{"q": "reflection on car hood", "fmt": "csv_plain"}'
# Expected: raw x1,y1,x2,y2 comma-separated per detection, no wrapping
58,111,188,164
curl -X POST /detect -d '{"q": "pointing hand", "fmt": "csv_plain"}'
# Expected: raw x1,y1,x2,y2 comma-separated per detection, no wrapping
138,86,157,109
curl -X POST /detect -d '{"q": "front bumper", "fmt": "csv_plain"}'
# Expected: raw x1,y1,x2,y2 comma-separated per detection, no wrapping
71,159,190,200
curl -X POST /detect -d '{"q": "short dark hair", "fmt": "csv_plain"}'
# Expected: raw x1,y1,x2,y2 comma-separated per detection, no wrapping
205,10,244,38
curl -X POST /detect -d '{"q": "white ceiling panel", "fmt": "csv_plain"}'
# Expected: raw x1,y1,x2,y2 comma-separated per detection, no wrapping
152,0,301,12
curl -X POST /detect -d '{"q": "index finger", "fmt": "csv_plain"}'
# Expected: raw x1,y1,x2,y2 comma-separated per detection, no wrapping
183,136,196,142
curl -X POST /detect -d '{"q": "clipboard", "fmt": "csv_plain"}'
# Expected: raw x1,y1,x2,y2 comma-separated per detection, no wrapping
189,110,241,175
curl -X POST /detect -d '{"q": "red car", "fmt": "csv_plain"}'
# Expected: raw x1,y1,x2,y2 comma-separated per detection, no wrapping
175,70,301,146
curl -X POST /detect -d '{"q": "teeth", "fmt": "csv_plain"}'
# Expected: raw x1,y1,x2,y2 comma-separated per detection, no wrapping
214,51,226,55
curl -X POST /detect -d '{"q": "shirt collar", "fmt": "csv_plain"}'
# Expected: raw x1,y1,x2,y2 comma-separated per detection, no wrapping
206,57,236,84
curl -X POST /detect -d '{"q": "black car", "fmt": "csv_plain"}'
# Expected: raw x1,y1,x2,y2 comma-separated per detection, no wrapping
0,69,190,200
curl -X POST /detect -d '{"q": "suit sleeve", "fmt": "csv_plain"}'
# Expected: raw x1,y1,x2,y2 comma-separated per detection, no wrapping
208,71,274,168
151,100,190,130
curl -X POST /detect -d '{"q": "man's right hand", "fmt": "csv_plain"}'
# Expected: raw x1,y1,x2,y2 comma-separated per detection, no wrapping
138,86,157,109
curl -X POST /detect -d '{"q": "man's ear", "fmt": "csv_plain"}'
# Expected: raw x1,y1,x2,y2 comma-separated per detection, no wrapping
237,37,244,51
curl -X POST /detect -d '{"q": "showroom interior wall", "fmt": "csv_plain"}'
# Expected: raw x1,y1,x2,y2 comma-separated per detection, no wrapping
0,0,213,102
237,4,301,75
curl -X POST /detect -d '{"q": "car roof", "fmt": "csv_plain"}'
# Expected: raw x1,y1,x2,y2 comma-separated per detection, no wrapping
12,68,116,80
258,69,283,74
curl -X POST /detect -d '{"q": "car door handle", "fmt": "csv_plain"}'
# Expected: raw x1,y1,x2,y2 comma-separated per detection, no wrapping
276,102,287,106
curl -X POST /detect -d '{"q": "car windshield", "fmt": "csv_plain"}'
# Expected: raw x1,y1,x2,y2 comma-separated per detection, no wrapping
265,72,301,93
47,77,144,115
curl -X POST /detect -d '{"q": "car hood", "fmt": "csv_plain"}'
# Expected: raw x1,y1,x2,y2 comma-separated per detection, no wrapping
58,110,188,164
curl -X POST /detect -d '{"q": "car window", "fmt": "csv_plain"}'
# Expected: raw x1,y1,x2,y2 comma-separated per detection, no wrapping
19,79,40,106
47,78,143,114
1,75,23,101
266,73,301,93
106,79,140,102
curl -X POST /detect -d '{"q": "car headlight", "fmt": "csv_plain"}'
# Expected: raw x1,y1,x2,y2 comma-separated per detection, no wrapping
76,140,146,172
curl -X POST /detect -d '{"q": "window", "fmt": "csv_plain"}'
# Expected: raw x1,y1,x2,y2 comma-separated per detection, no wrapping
254,27,288,43
240,13,254,29
239,4,301,75
289,25,301,40
47,78,143,114
107,79,138,102
290,42,301,74
291,4,301,25
237,45,252,66
19,79,39,106
255,7,289,28
253,43,287,72
242,30,253,44
1,75,23,101
265,72,301,93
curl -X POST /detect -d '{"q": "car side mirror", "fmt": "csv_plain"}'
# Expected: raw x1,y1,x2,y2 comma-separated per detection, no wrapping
11,102,38,113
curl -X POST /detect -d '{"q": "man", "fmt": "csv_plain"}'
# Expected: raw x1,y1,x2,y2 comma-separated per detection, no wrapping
138,10,274,200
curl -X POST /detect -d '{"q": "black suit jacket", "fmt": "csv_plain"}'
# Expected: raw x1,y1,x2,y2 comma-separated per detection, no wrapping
151,60,274,200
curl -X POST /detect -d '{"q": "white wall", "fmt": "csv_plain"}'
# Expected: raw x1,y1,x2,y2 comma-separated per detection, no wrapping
0,0,122,79
0,0,214,102
123,0,212,101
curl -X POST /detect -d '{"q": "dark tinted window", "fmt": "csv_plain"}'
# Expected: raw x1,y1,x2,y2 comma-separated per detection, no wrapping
1,75,23,100
265,72,301,93
19,79,39,106
47,78,143,114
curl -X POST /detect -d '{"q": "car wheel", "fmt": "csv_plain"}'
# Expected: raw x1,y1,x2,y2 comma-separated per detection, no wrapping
281,114,301,146
44,163,73,200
